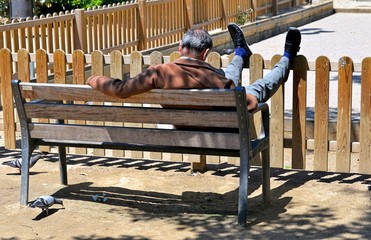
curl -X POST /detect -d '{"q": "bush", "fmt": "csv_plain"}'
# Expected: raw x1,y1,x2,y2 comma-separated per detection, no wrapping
0,0,9,18
35,0,130,16
0,0,129,19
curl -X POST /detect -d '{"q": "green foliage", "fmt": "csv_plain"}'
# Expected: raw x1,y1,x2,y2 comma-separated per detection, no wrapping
35,0,129,16
236,8,253,26
0,0,9,18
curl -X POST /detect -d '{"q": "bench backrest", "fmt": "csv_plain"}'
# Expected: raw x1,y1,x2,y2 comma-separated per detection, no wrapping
12,80,254,155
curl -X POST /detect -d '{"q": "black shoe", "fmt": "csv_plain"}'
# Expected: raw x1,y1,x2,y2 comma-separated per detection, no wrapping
284,27,301,59
227,23,252,60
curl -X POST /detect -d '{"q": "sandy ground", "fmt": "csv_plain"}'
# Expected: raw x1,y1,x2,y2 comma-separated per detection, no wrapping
1,7,371,240
0,145,370,240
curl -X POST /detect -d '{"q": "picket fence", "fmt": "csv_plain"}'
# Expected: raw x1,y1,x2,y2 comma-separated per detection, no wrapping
0,0,309,54
0,48,370,174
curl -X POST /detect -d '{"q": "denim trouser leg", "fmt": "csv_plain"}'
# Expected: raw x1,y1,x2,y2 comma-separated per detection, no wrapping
225,55,244,86
245,57,290,103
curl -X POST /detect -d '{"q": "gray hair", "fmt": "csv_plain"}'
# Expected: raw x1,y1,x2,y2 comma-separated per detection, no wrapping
181,29,213,54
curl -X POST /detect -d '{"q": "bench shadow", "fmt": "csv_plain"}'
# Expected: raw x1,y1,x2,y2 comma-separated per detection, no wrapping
2,149,370,239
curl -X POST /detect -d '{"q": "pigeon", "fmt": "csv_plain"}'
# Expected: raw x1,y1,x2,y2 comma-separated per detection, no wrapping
2,154,43,173
29,195,63,215
92,193,108,203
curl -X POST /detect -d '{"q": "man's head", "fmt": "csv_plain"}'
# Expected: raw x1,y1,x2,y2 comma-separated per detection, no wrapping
179,29,213,61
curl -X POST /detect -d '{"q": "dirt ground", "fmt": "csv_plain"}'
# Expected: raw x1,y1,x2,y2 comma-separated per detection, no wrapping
0,144,370,240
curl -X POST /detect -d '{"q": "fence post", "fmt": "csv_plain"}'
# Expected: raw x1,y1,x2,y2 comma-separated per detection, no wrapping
0,48,16,149
74,9,87,52
359,57,371,174
137,0,147,51
273,0,278,16
221,0,227,30
293,0,297,8
336,56,353,173
184,0,194,31
270,54,284,168
292,55,307,169
251,0,257,22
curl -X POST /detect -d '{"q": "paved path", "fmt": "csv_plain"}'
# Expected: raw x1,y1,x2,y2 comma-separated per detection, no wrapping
246,12,371,121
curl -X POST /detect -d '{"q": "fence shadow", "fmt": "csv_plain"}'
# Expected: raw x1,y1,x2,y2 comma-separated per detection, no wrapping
1,148,370,239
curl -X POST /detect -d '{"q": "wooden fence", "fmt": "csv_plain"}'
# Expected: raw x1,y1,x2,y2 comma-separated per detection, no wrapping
0,0,307,54
0,48,370,174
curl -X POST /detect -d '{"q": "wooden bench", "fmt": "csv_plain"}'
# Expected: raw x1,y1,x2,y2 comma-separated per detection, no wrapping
11,79,271,225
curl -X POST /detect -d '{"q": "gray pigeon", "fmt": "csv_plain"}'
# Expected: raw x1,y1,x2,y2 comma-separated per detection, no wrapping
29,195,63,215
2,154,43,173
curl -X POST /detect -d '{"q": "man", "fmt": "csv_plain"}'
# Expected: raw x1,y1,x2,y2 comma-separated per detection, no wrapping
87,23,301,111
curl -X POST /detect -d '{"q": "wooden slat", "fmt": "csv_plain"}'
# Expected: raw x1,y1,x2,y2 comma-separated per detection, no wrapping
11,20,19,53
270,54,284,168
336,56,353,172
143,51,164,160
29,124,240,150
26,18,33,52
54,50,67,84
127,51,145,158
249,53,264,166
91,50,105,156
72,50,87,154
359,57,371,174
33,16,40,52
53,13,59,51
109,50,125,157
59,13,66,52
291,55,307,169
17,49,30,82
200,51,223,165
314,56,330,171
46,14,53,52
23,104,238,128
0,48,16,149
19,82,237,107
35,49,50,152
40,16,47,50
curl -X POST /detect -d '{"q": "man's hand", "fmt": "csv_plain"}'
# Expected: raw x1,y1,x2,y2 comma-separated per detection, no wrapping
246,94,258,111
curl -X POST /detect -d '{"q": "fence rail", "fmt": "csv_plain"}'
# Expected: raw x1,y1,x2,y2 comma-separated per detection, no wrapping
0,0,307,54
0,48,370,174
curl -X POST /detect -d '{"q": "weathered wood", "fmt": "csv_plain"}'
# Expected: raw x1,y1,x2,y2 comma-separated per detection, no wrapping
24,104,238,130
36,49,51,152
0,48,16,148
110,50,125,157
250,54,264,166
90,50,106,156
270,54,284,168
359,57,371,174
29,123,240,149
19,82,237,106
126,51,144,158
336,56,353,172
292,55,307,169
72,50,87,154
12,80,270,225
54,50,67,84
143,51,164,160
314,56,330,171
17,49,30,82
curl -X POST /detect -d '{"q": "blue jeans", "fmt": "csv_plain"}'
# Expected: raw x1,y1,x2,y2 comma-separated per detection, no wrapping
225,55,290,103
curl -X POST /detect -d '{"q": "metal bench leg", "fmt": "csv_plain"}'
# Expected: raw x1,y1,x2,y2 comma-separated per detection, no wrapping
20,147,33,205
238,154,249,225
262,147,270,203
58,146,68,185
